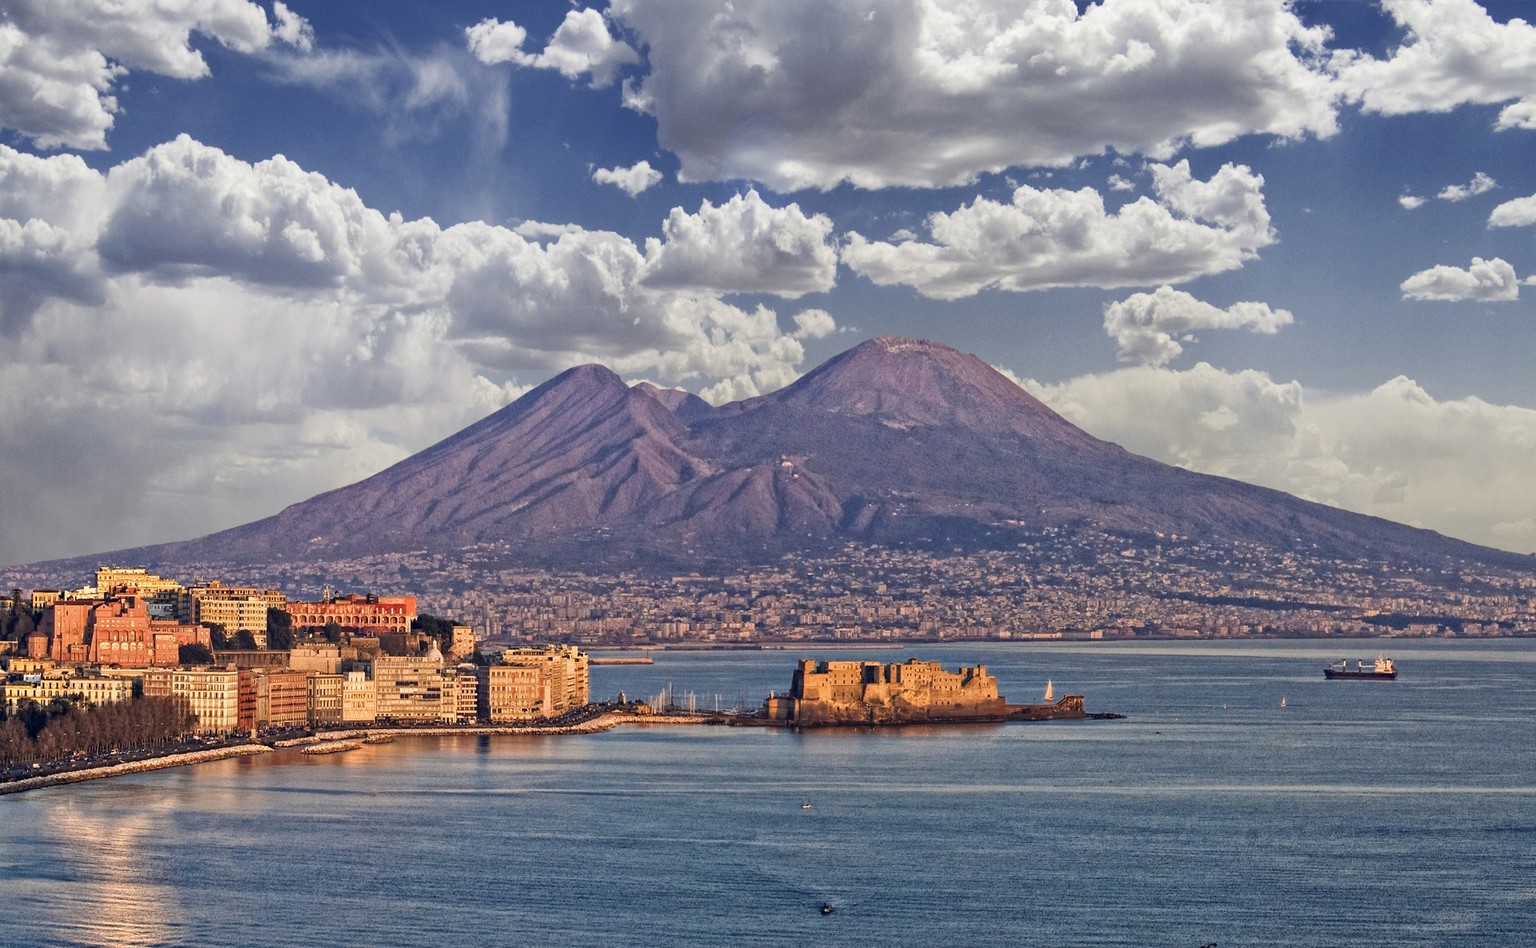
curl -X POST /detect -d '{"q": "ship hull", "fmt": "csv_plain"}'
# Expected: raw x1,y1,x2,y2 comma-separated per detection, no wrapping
1323,669,1397,680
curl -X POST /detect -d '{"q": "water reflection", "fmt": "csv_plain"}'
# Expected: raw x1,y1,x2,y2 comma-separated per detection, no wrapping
41,790,179,947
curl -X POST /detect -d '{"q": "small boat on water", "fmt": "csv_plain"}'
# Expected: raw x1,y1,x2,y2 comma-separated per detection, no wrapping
820,903,835,915
801,803,812,809
1324,655,1397,680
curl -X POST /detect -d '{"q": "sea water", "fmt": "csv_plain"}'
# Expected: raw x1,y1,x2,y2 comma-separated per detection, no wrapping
2,639,1534,947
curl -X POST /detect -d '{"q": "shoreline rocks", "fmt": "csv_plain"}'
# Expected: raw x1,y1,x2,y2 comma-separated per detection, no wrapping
0,744,273,796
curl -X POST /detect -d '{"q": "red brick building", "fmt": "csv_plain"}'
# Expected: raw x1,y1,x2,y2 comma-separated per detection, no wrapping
35,596,206,668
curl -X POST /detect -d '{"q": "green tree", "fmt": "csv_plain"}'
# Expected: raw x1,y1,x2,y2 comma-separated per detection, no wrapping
2,589,19,641
267,608,295,650
203,622,230,650
179,642,214,665
413,613,457,639
234,629,258,650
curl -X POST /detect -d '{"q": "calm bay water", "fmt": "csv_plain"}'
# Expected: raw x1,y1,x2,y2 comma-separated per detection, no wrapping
3,639,1535,947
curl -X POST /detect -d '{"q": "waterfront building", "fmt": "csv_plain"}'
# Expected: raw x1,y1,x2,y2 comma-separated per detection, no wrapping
238,668,256,732
454,667,479,724
0,670,132,715
253,668,310,729
143,667,243,734
477,664,544,722
371,646,456,723
478,644,589,722
340,670,376,723
308,672,343,725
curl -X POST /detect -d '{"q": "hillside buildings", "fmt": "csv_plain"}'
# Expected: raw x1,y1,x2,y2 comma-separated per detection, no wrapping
36,595,209,667
183,581,286,648
286,594,416,635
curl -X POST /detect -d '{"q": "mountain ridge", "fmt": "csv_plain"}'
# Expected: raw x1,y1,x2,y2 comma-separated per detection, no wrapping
22,336,1535,576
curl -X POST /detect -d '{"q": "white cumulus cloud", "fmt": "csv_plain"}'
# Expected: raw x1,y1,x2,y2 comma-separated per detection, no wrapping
1489,193,1536,228
1436,171,1497,202
0,144,108,329
641,190,838,299
1400,256,1520,301
467,9,638,88
1104,285,1294,366
610,0,1339,190
1024,362,1536,553
465,18,530,64
1335,0,1536,131
842,160,1273,299
0,0,312,150
593,160,663,196
792,308,837,339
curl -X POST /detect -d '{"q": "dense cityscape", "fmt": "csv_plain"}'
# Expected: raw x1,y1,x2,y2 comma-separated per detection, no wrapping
0,565,600,777
66,531,1529,649
5,527,1534,778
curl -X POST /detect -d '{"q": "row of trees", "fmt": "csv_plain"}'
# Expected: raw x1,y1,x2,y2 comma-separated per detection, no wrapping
0,695,196,769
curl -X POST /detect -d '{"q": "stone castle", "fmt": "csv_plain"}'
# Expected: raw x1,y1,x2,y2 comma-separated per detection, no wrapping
764,658,1007,726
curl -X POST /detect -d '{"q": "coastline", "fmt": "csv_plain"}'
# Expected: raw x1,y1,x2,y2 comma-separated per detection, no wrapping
0,712,716,796
271,711,715,747
0,744,274,796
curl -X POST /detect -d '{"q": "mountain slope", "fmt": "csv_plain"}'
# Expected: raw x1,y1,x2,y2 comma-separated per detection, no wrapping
89,337,1532,572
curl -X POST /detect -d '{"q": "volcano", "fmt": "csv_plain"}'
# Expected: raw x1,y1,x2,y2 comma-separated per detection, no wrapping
93,337,1532,572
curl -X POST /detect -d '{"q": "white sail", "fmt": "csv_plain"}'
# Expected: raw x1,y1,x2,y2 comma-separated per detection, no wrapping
1043,679,1054,702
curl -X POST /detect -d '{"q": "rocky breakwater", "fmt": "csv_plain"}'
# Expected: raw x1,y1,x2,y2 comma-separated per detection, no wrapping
277,711,715,745
0,744,273,795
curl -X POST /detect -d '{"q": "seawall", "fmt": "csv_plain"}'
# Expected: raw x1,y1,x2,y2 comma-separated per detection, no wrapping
0,744,274,796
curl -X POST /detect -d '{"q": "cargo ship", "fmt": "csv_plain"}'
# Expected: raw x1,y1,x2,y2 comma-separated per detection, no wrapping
1324,655,1397,680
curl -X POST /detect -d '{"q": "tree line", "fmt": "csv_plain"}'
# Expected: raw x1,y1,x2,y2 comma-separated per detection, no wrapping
0,694,196,770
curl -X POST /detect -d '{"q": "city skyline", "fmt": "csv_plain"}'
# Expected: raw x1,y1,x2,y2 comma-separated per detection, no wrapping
1,0,1535,565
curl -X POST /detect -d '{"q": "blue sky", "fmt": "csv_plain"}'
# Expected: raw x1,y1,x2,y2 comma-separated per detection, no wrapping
1,0,1534,565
